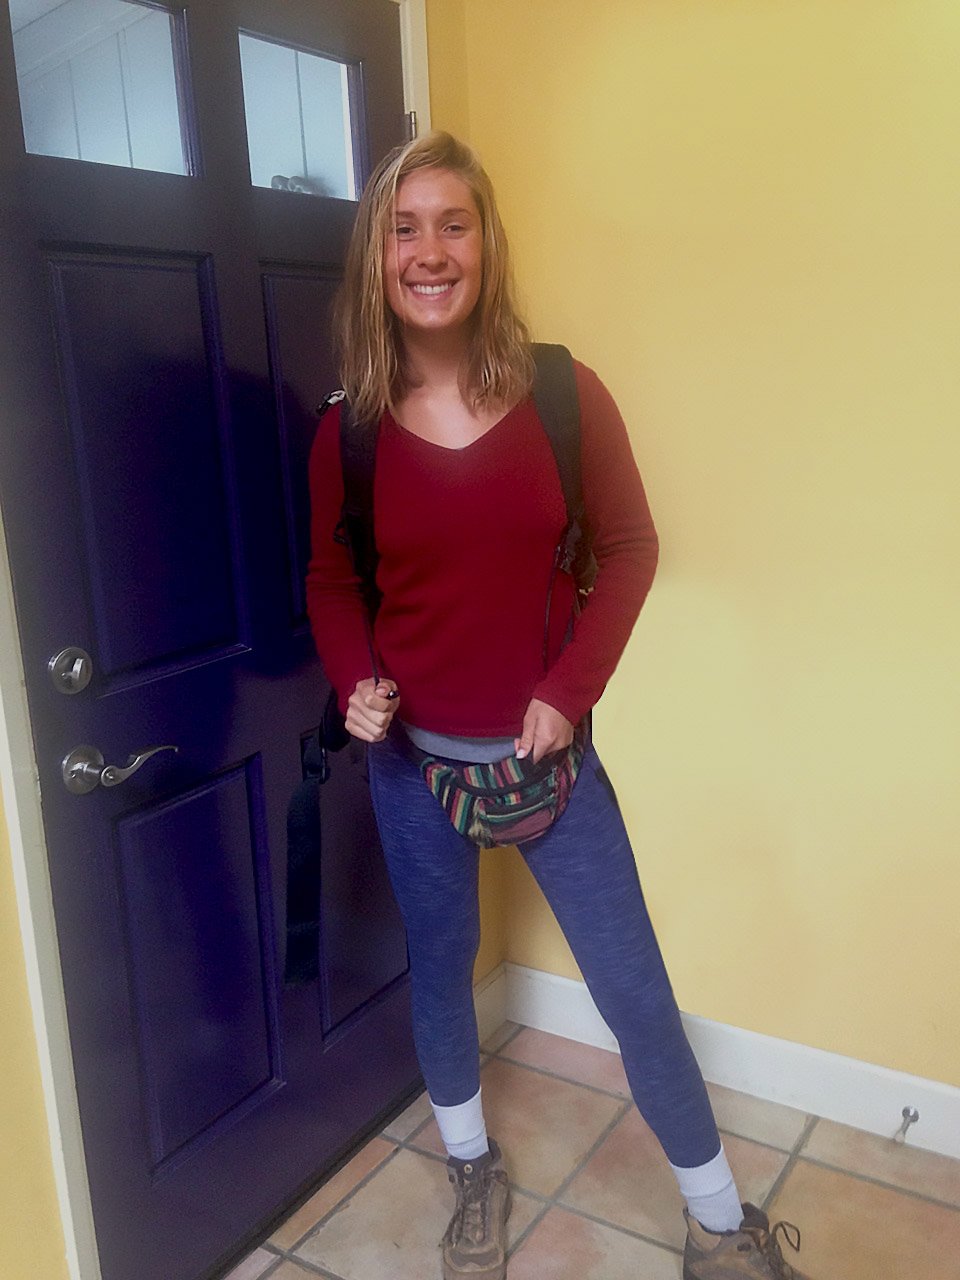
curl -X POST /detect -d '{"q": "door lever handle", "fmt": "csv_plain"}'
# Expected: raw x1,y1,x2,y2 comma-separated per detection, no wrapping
62,744,178,795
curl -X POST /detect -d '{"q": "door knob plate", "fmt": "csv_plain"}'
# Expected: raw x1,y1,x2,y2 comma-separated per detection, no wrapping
48,648,93,694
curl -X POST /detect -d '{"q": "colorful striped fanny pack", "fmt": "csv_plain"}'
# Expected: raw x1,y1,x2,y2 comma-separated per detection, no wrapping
406,720,588,847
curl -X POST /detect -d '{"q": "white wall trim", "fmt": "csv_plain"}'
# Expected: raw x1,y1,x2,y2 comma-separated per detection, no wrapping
478,962,960,1161
395,0,432,131
474,962,509,1045
0,509,100,1280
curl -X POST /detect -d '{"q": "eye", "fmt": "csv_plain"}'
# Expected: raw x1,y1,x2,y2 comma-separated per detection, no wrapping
394,224,416,238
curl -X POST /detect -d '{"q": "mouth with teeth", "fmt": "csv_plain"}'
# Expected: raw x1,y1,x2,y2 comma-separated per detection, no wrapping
407,281,456,297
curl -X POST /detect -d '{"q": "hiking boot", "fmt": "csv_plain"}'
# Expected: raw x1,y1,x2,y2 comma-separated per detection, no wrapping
441,1139,511,1279
683,1203,808,1279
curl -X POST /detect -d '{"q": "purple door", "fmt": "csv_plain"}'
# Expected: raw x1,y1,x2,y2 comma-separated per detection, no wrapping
0,3,418,1279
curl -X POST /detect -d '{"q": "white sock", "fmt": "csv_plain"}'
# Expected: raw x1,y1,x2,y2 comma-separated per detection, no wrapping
431,1088,489,1161
670,1146,743,1234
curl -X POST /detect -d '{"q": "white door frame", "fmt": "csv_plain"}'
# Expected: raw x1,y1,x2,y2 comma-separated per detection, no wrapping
0,5,430,1276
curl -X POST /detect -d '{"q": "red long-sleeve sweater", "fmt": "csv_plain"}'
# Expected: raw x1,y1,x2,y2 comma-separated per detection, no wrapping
306,360,658,736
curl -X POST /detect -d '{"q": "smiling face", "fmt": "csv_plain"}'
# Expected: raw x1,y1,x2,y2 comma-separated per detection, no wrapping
382,167,484,345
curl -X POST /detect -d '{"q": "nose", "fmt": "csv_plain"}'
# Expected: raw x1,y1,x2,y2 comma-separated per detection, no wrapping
415,230,447,269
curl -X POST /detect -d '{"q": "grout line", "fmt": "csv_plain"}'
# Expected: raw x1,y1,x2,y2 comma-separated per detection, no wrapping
486,1051,632,1103
221,1242,284,1279
397,1138,448,1165
505,1099,688,1264
400,1110,436,1144
716,1125,799,1158
278,1254,350,1280
279,1144,406,1254
545,1201,685,1257
505,1099,632,1260
548,1099,634,1206
761,1115,819,1214
484,1021,526,1054
505,1197,553,1260
488,1050,819,1159
794,1113,819,1156
797,1156,960,1215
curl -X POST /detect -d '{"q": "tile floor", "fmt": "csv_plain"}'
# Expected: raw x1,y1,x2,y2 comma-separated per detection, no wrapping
223,1023,960,1280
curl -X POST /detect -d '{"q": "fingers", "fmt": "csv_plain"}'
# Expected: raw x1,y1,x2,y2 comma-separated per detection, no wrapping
515,699,574,764
514,721,535,762
345,678,399,743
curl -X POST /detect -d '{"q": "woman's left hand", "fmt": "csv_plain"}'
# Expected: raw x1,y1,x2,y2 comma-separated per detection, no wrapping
515,699,574,764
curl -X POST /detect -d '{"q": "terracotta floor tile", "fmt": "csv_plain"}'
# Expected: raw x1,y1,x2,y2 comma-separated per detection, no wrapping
500,1028,631,1097
801,1118,960,1206
706,1081,810,1152
722,1132,792,1209
381,1090,434,1141
769,1158,960,1280
268,1137,396,1250
509,1206,682,1280
266,1264,321,1280
483,1019,521,1052
220,1247,278,1280
294,1146,541,1280
559,1106,788,1249
409,1057,625,1196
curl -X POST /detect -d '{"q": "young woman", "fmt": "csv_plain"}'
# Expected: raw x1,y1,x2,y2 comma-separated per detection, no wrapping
306,132,807,1280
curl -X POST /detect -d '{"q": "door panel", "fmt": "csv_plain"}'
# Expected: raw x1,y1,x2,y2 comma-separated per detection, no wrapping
0,3,417,1279
115,760,282,1173
49,250,243,675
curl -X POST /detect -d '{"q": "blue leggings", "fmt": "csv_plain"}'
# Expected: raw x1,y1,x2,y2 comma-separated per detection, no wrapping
367,732,722,1169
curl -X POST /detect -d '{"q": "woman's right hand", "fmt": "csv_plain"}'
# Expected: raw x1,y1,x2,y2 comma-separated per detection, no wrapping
345,677,400,743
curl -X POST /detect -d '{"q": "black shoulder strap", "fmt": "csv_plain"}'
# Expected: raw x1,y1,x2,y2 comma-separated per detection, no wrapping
531,343,598,594
532,343,581,521
320,391,383,620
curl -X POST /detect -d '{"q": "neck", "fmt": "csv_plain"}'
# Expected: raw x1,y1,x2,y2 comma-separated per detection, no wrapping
400,326,471,395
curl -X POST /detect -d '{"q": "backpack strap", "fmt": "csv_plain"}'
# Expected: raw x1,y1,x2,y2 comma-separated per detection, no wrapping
531,343,598,595
320,391,383,620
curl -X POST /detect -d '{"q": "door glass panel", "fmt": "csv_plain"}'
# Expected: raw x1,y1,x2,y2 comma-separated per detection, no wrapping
10,0,190,175
239,32,357,199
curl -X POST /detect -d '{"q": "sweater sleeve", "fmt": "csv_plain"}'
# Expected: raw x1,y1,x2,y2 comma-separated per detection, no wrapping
531,362,659,724
305,405,378,712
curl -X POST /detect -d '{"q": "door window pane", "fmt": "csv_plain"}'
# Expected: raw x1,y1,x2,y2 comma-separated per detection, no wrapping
239,32,357,200
10,0,190,175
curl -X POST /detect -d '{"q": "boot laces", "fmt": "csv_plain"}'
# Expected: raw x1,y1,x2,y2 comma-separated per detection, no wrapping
461,1173,490,1243
445,1165,493,1246
744,1218,802,1279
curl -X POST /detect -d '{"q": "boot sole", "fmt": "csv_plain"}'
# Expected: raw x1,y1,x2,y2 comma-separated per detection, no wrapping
441,1189,512,1280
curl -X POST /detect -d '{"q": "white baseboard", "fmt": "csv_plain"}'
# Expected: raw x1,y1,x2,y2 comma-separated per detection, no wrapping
474,962,509,1045
474,962,960,1161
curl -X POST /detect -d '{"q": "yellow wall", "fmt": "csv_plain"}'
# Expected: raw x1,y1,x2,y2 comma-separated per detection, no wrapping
3,19,956,1274
0,796,70,1277
475,849,507,981
429,0,960,1085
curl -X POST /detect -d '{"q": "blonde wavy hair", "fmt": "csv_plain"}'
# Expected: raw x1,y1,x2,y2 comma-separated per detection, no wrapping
335,131,534,422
